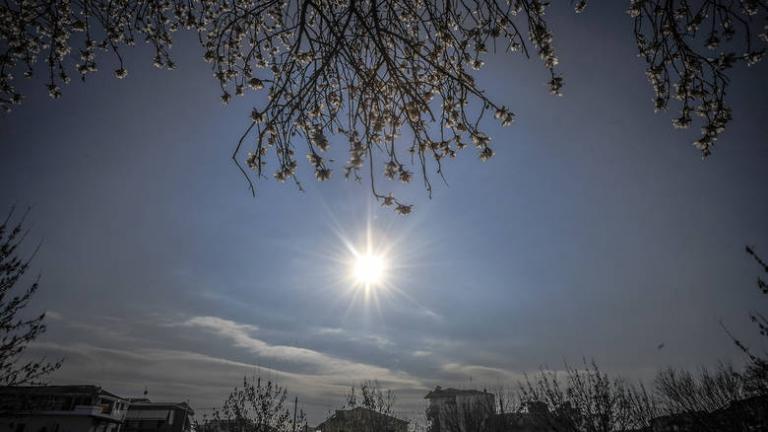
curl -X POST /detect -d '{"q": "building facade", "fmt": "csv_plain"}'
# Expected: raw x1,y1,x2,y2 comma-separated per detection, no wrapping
315,407,408,432
0,385,128,432
122,400,193,432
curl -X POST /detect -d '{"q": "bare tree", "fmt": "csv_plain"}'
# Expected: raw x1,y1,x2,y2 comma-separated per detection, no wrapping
517,361,650,432
651,361,768,432
433,397,495,432
729,245,768,396
654,363,744,413
340,380,404,431
0,1,765,211
0,207,61,386
645,243,768,431
203,375,307,432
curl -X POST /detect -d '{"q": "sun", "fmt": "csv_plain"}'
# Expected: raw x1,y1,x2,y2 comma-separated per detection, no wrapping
352,253,387,286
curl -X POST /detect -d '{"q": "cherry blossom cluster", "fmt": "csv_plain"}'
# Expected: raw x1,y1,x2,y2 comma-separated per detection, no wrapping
4,1,763,212
629,0,766,157
209,0,563,213
0,0,563,213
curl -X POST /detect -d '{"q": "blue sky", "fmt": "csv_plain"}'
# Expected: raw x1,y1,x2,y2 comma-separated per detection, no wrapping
1,1,767,424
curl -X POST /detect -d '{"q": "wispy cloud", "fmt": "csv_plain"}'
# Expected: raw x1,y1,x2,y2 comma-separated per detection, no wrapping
441,363,525,384
310,326,393,348
27,341,343,420
29,313,533,423
180,316,421,388
45,310,64,320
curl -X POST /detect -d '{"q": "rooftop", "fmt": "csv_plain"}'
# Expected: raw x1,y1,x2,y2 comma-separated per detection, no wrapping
127,400,195,415
317,407,408,427
0,385,124,400
424,387,491,399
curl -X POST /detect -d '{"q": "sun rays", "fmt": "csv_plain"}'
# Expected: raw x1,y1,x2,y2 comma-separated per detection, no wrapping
332,214,412,319
352,253,387,287
289,199,440,323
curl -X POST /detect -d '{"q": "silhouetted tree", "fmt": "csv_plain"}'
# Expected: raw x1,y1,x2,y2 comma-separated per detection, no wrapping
637,244,768,431
491,385,523,426
1,1,764,211
0,207,61,386
517,361,650,432
651,361,768,432
439,399,495,432
654,363,743,419
203,375,307,432
340,380,404,431
731,245,768,396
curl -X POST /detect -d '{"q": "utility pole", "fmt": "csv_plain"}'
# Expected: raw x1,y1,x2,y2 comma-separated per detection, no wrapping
292,396,298,432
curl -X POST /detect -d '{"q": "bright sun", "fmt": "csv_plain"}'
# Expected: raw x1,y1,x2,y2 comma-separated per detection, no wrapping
353,253,387,286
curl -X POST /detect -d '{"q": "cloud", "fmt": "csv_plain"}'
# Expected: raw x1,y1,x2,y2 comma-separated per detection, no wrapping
313,327,344,336
45,310,64,320
417,307,443,322
26,341,341,421
441,363,526,384
310,326,393,348
180,316,421,388
186,315,259,333
27,314,430,424
30,313,544,424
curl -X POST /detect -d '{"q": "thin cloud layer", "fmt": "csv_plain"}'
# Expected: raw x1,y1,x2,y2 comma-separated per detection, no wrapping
180,315,422,388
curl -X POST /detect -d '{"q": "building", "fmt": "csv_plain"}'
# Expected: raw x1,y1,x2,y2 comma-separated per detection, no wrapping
122,400,193,432
198,418,312,432
0,385,128,432
425,387,495,432
645,395,768,432
315,407,408,432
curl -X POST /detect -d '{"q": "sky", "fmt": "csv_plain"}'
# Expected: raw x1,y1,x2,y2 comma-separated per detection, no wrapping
1,1,767,425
